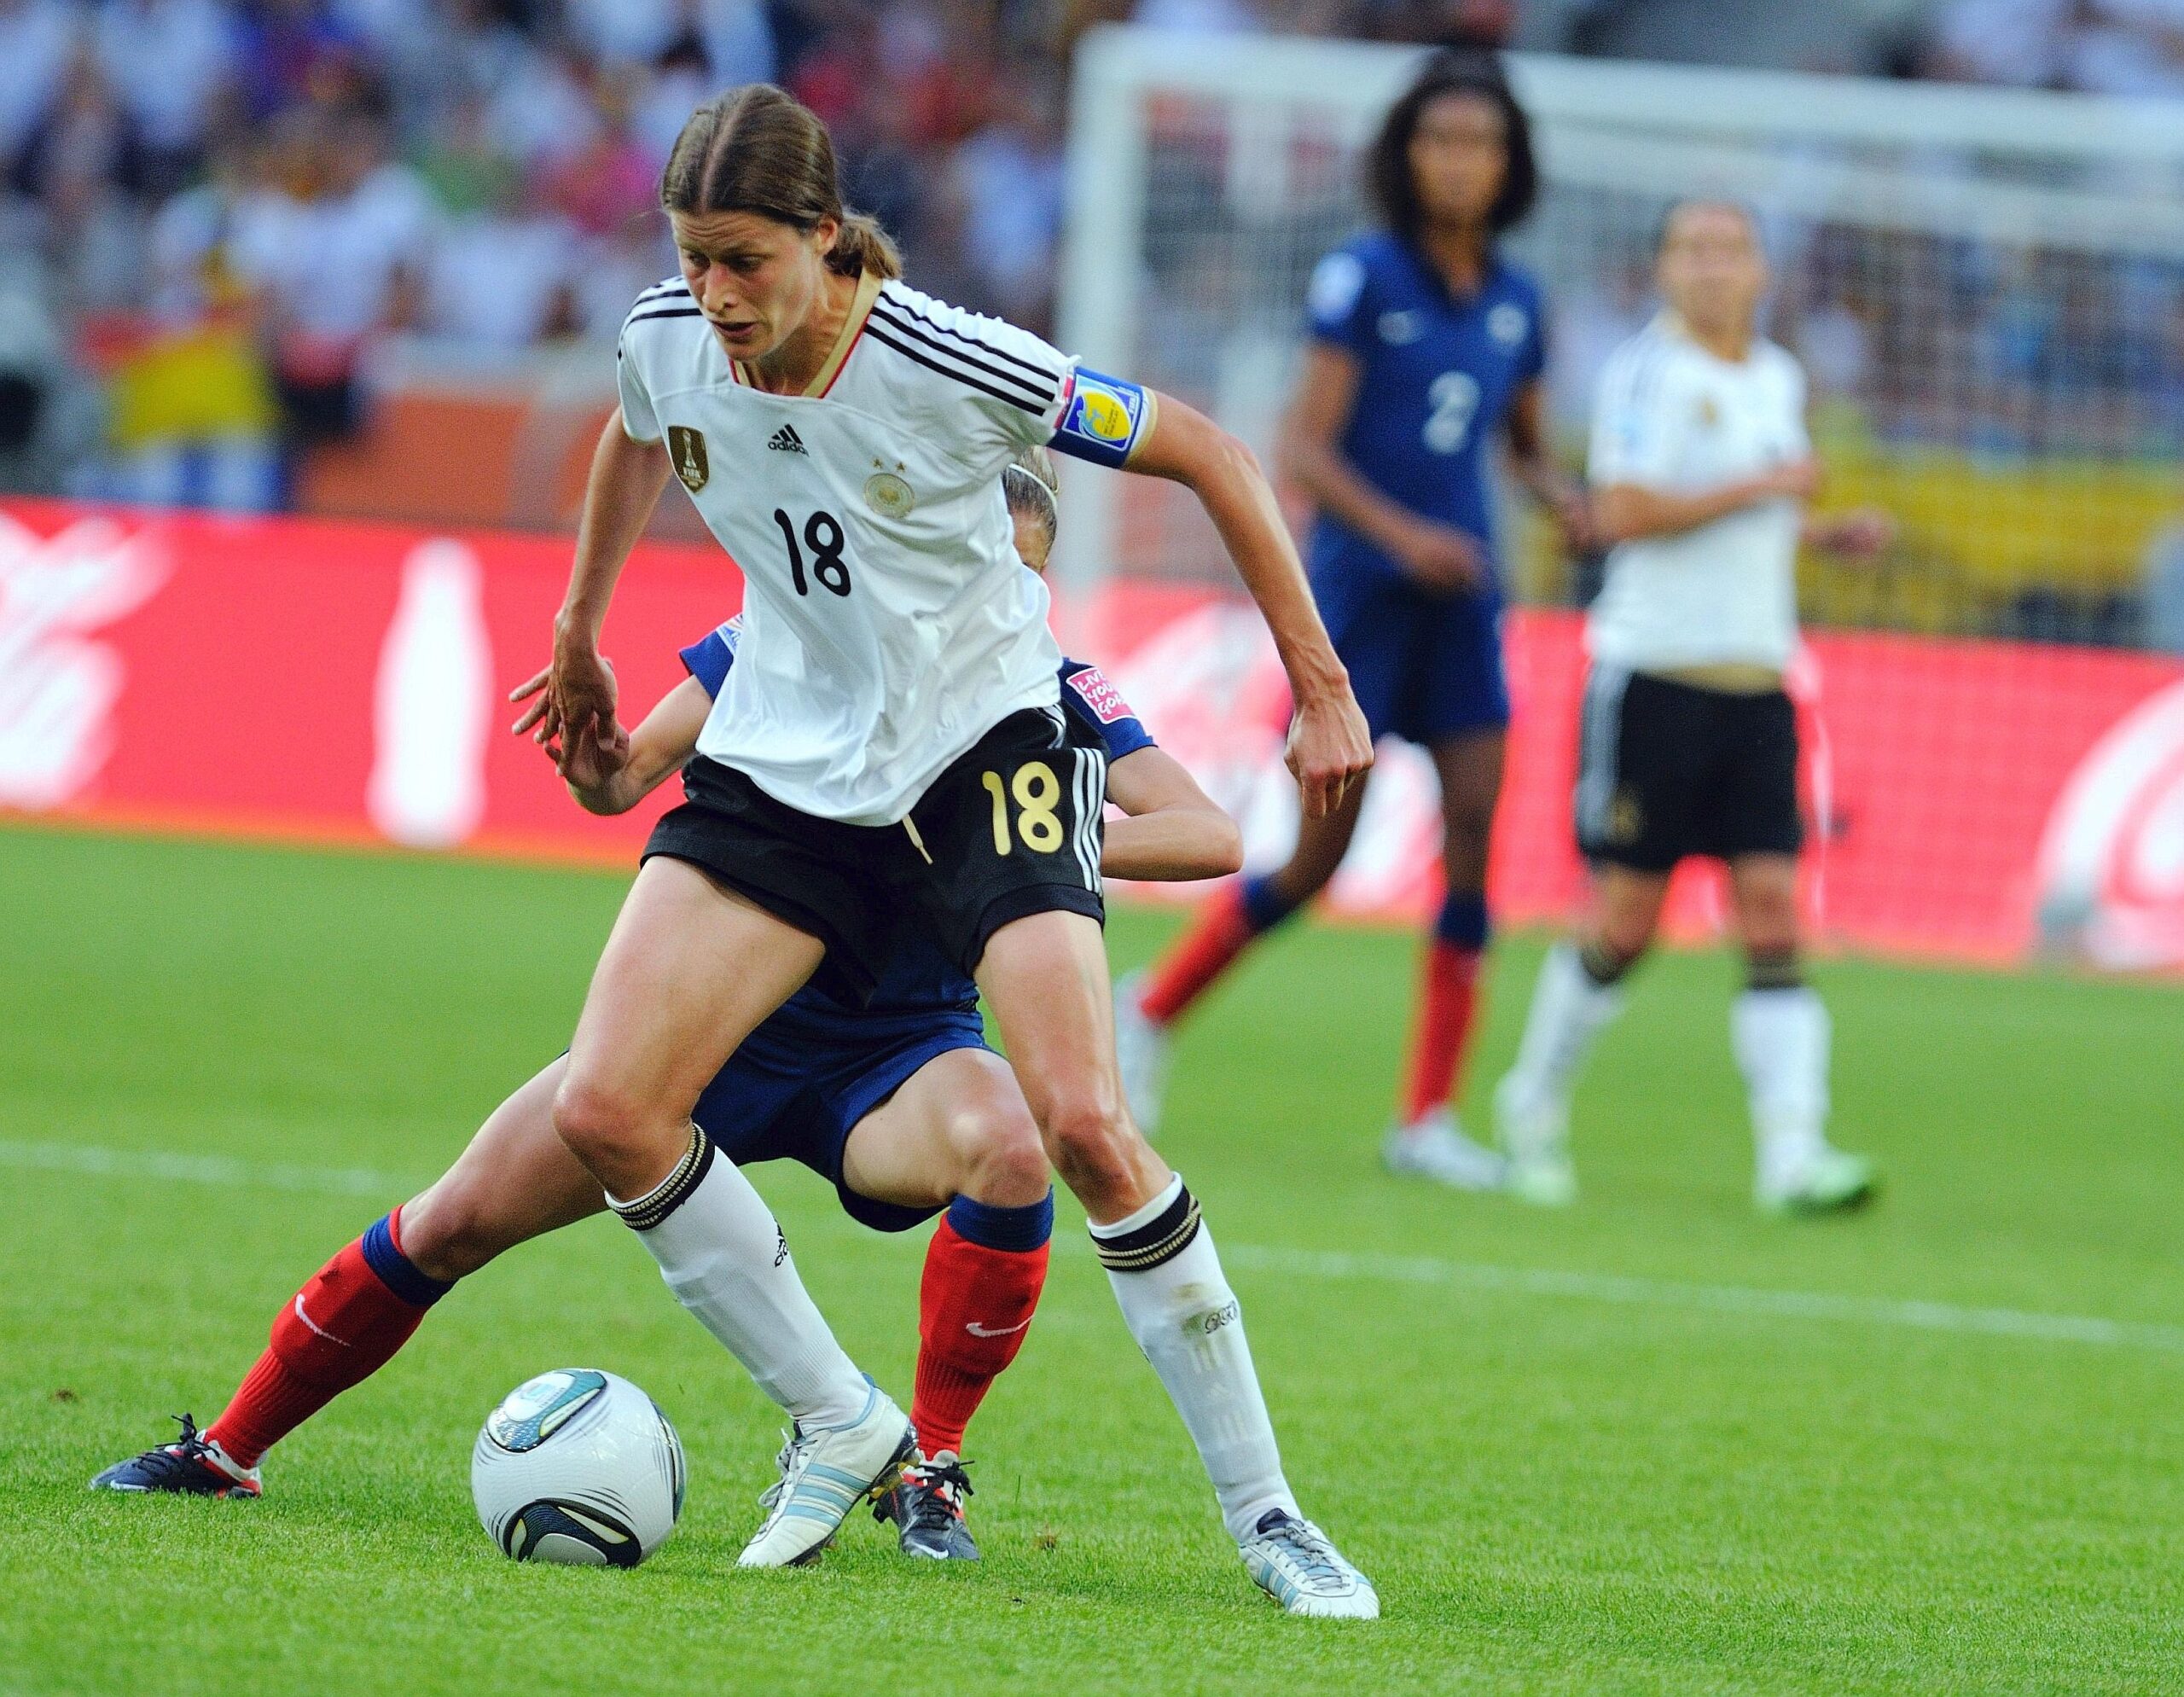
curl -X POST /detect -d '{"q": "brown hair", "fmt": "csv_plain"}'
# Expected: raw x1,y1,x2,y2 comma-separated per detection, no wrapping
660,84,902,280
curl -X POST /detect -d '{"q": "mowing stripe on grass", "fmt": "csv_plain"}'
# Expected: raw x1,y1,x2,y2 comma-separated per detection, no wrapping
9,1136,2184,1355
0,1136,403,1198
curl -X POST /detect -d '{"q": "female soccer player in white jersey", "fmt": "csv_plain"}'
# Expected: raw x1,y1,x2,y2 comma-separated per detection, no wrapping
534,88,1376,1612
1117,54,1588,1188
1493,200,1891,1214
86,464,1258,1577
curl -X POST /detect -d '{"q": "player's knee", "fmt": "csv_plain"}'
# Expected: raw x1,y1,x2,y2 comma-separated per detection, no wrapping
941,1078,1051,1208
961,1114,1051,1209
1582,928,1648,985
550,1070,649,1170
398,1186,508,1283
1039,1088,1139,1206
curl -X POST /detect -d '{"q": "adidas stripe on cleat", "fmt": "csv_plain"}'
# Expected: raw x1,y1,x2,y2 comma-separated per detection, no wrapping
90,1414,262,1498
738,1382,915,1568
1240,1509,1380,1619
768,424,808,454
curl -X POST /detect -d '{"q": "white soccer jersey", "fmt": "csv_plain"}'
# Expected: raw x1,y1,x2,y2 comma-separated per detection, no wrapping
1585,315,1809,674
617,271,1077,825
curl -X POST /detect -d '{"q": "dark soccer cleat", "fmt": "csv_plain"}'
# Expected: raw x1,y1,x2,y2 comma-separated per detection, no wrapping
874,1452,979,1560
90,1415,262,1498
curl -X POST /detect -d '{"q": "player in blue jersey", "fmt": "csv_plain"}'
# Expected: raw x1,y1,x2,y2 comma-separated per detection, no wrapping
87,462,1263,1578
1120,52,1588,1188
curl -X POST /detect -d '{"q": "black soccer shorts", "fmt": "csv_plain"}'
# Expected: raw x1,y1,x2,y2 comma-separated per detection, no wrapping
644,755,906,1001
902,705,1108,978
1573,666,1804,873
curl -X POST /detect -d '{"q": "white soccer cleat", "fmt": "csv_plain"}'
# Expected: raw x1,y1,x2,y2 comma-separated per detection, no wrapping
738,1383,916,1568
1382,1108,1505,1191
1240,1509,1380,1619
1756,1146,1877,1217
1494,1071,1577,1207
1112,969,1172,1139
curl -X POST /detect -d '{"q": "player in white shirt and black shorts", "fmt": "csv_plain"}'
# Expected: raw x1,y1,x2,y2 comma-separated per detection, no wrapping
532,85,1378,1614
1493,201,1891,1217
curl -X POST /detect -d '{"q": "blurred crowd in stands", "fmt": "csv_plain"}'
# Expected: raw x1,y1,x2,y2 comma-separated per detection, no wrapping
0,0,2181,516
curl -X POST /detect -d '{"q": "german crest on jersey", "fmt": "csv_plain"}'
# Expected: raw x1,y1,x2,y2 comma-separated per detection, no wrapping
668,426,709,492
864,464,915,518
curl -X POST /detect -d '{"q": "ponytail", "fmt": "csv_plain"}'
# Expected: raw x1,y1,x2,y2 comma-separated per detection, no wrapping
826,211,902,281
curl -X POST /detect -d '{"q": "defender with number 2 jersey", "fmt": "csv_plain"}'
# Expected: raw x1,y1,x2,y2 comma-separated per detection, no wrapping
619,271,1149,827
1303,232,1546,742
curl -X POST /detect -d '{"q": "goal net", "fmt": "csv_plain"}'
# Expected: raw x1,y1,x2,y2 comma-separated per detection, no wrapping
1056,29,2184,966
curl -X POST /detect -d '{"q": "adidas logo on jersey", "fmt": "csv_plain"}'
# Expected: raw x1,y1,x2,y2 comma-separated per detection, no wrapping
768,425,808,455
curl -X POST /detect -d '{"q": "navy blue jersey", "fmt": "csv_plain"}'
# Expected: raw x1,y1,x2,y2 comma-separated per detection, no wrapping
1304,233,1547,598
677,619,1153,1026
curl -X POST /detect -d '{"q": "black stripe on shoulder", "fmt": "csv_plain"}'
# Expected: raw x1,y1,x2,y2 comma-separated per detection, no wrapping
862,323,1048,416
635,277,687,305
625,305,706,327
868,305,1053,410
875,290,1064,388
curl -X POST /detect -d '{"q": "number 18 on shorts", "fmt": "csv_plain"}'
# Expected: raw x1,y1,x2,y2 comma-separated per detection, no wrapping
908,707,1109,974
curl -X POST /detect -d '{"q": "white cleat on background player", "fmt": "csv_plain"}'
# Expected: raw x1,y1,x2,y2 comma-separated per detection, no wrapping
738,1383,916,1568
1382,1107,1505,1190
1756,1145,1877,1217
1240,1509,1380,1619
1112,970,1171,1139
1493,1071,1577,1207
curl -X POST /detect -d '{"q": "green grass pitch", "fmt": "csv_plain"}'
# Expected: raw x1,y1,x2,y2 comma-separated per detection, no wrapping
3,826,2182,1695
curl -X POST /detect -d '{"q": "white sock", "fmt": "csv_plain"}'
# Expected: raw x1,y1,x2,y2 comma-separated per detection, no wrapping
610,1128,870,1430
1091,1175,1297,1542
1507,941,1623,1097
1731,986,1831,1187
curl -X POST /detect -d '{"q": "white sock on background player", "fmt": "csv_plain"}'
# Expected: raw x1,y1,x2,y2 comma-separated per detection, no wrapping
610,1126,873,1430
1507,941,1625,1101
1089,1174,1297,1542
1731,986,1831,1189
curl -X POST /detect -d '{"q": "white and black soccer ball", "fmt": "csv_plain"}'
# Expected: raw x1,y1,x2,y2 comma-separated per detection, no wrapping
471,1369,686,1566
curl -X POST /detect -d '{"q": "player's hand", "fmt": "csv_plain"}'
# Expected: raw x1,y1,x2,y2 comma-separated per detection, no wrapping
1547,485,1599,555
1813,506,1896,558
1286,683,1374,819
508,665,552,739
546,634,622,778
1761,458,1822,502
1391,519,1486,592
559,711,633,799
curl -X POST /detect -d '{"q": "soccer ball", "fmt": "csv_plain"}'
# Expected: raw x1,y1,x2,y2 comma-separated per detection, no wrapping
470,1369,686,1566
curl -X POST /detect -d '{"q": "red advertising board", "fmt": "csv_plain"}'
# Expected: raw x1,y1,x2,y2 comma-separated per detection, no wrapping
5,499,2181,968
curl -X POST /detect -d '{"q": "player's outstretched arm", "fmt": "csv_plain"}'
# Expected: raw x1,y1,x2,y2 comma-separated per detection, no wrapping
545,410,671,772
1593,457,1817,545
511,669,711,816
1101,747,1243,882
1125,392,1371,818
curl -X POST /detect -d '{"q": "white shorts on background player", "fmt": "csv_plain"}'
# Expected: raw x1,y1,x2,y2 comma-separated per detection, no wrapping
617,270,1075,826
1585,313,1809,674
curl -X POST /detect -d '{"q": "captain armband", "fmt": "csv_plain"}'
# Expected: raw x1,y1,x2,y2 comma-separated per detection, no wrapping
1049,368,1156,469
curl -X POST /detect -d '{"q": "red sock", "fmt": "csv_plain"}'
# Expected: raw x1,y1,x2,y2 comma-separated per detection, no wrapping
910,1217,1048,1459
1138,884,1258,1026
1399,941,1484,1125
206,1209,446,1468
